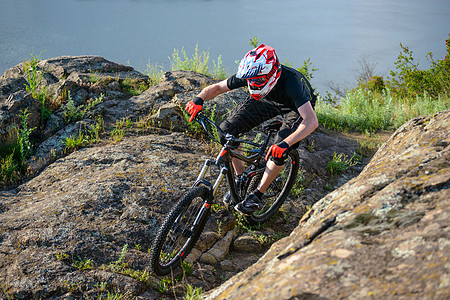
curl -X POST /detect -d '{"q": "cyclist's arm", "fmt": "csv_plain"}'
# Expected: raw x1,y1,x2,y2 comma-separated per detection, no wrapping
283,101,318,146
197,79,230,101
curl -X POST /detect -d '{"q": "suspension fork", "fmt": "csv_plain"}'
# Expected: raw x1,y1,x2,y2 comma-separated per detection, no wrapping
188,159,228,236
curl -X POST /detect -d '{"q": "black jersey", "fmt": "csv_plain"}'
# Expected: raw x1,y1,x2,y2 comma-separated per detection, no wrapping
226,65,316,111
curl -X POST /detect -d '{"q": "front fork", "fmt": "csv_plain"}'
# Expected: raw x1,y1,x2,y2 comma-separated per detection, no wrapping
189,158,228,233
194,158,228,199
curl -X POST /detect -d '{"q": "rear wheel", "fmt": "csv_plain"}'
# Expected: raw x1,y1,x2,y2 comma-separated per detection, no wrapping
150,186,210,276
247,150,299,224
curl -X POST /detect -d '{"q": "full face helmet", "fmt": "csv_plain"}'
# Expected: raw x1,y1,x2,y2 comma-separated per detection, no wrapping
236,44,281,100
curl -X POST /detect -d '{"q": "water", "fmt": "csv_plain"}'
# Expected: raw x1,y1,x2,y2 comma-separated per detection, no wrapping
1,0,449,94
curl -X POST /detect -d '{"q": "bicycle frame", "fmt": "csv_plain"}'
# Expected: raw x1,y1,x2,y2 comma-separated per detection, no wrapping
192,113,275,202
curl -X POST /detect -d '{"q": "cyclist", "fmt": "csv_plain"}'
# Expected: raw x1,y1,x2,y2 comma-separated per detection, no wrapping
186,44,318,216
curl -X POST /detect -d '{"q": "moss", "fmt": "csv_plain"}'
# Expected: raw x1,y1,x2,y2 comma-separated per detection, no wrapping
344,213,380,229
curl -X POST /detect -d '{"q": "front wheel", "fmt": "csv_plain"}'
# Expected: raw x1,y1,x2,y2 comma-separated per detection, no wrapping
247,150,300,224
150,186,210,276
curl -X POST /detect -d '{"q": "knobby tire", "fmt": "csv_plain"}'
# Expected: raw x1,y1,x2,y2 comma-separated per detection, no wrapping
150,186,210,276
247,150,300,224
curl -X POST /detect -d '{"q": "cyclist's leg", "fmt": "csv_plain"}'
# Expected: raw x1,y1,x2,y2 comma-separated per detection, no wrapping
219,97,282,175
257,110,302,192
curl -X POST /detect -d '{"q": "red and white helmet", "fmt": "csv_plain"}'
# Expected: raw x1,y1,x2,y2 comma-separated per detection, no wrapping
236,44,281,100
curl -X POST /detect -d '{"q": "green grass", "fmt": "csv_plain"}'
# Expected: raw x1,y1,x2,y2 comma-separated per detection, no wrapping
0,109,36,185
316,89,449,133
120,77,148,96
168,43,228,80
317,35,449,133
184,284,204,300
327,152,361,175
62,115,104,151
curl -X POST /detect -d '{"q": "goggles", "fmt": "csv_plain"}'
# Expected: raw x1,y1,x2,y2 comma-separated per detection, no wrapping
248,75,270,88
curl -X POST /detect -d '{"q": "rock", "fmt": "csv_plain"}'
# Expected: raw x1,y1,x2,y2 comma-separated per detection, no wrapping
0,132,209,298
200,230,235,265
220,260,241,273
196,231,221,253
192,265,217,284
206,109,450,300
233,233,264,253
0,79,41,142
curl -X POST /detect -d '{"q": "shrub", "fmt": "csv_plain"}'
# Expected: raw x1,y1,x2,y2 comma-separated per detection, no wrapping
387,34,450,98
170,43,227,79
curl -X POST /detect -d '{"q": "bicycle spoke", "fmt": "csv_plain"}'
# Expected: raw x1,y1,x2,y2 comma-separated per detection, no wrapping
157,193,205,266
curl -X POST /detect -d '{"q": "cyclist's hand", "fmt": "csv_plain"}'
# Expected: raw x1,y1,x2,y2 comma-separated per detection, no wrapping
265,141,289,161
186,97,204,122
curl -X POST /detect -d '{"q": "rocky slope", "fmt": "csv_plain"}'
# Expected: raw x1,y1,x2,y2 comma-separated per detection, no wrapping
0,56,447,299
207,109,450,300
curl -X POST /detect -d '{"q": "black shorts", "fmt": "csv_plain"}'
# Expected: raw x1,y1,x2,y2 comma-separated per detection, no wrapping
219,97,303,149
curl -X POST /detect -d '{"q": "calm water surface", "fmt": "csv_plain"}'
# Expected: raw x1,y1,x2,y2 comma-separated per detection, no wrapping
1,0,449,94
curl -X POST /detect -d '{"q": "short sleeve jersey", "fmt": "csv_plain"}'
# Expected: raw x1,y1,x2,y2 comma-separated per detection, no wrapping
226,65,315,111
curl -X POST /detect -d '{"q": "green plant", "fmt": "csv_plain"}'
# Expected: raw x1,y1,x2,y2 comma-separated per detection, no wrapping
63,131,87,150
120,268,150,284
213,55,227,80
89,115,104,142
171,44,227,79
110,127,124,143
326,152,360,175
63,91,84,122
63,92,104,123
316,87,449,133
182,105,222,142
297,57,319,81
304,139,315,152
89,71,102,84
97,291,123,300
23,52,52,121
171,43,210,75
157,277,173,293
318,36,449,134
248,35,259,47
109,117,132,143
145,61,165,86
115,117,133,129
184,284,204,300
109,244,128,272
216,219,223,236
72,257,94,270
0,153,19,184
55,252,69,261
121,77,148,95
388,35,450,98
181,261,193,276
97,281,107,291
63,280,84,293
17,109,36,161
234,211,260,233
290,168,306,197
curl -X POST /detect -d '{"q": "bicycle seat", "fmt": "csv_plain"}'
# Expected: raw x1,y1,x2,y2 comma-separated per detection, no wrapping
262,120,282,132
